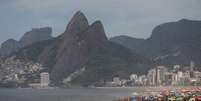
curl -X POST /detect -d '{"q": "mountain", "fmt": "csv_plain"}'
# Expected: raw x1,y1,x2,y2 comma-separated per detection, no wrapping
0,27,52,57
19,27,52,47
142,19,201,66
0,39,20,57
111,19,201,67
110,35,145,51
14,11,154,86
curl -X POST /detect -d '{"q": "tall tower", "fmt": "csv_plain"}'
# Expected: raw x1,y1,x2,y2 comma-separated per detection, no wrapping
190,61,195,78
190,61,195,71
155,67,159,86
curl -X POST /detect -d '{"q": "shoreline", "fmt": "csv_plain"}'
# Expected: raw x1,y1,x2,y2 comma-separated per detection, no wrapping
0,86,201,90
95,86,201,89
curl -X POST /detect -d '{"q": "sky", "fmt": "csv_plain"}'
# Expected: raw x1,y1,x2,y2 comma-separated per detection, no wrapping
0,0,201,44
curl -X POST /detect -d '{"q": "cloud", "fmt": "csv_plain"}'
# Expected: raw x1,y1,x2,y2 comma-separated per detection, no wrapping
0,0,201,44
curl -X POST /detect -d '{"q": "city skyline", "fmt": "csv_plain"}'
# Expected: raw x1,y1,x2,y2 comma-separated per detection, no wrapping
108,60,201,87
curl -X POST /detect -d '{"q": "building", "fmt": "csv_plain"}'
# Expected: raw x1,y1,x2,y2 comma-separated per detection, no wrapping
29,72,50,88
40,72,50,87
173,65,181,73
147,69,156,86
183,71,191,79
193,71,201,84
130,74,138,81
112,77,121,86
177,71,183,82
189,61,195,78
156,66,168,86
174,65,180,69
194,71,201,79
137,75,147,86
164,72,178,85
190,61,195,71
181,71,191,85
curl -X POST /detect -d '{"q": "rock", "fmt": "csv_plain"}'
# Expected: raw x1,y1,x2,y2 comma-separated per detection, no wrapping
19,27,52,47
141,19,201,66
110,35,145,51
0,39,20,56
111,19,201,67
64,11,89,34
0,27,53,57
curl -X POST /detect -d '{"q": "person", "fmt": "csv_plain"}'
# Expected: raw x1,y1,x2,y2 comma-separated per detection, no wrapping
148,96,155,101
131,96,138,101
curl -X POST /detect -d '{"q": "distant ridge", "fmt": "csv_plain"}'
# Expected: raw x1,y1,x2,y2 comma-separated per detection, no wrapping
111,19,201,68
110,35,144,51
0,27,52,57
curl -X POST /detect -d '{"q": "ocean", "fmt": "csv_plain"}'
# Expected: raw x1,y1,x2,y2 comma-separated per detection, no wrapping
0,87,142,101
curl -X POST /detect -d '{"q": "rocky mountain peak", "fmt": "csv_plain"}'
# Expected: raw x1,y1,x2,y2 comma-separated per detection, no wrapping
87,21,108,42
0,39,19,56
48,19,109,83
1,39,18,48
19,27,52,47
65,11,89,34
1,39,18,45
0,27,53,57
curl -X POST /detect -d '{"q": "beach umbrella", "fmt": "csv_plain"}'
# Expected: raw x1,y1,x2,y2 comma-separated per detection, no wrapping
162,90,170,96
195,96,201,101
175,92,180,97
157,94,163,97
175,96,183,101
168,96,176,101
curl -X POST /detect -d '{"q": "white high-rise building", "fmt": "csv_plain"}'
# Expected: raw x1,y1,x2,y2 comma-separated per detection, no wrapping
190,61,195,71
174,65,180,70
138,75,147,85
156,66,168,85
177,71,183,82
147,69,156,86
130,74,138,81
40,72,50,86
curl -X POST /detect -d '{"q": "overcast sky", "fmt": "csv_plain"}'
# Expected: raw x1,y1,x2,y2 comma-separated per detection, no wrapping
0,0,201,44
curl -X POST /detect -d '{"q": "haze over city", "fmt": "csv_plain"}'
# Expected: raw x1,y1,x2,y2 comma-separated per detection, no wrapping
1,0,201,44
